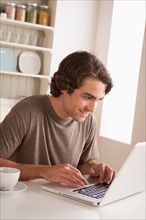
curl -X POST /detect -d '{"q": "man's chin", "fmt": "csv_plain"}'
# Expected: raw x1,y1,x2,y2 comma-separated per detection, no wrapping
74,116,87,123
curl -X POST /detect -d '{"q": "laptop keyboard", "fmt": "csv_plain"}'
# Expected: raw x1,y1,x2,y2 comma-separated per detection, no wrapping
73,184,109,199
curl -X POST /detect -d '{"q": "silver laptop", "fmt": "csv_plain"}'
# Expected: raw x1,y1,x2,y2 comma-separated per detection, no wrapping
41,142,145,206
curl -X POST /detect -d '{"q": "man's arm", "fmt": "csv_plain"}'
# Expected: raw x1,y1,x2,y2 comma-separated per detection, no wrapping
0,157,43,180
78,159,117,184
0,157,88,186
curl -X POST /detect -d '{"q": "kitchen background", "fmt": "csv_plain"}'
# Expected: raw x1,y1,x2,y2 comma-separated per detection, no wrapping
0,0,145,171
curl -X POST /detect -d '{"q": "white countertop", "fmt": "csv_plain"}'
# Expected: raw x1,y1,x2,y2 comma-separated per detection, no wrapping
1,179,145,220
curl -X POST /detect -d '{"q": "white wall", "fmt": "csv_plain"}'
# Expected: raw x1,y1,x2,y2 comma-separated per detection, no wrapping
95,1,146,170
131,26,146,144
52,0,145,171
51,0,99,74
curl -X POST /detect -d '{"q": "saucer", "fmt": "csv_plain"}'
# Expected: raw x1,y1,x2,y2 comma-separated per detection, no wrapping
0,182,28,193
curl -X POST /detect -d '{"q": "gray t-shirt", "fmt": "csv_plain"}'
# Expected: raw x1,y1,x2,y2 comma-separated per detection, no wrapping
0,95,99,167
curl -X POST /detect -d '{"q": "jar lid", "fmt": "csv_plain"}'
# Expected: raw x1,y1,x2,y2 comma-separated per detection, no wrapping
39,5,49,9
26,3,38,7
16,5,26,9
6,3,16,6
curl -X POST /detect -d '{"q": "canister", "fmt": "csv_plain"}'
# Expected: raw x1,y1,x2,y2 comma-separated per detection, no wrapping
26,3,38,24
15,5,26,22
5,3,16,20
38,5,49,26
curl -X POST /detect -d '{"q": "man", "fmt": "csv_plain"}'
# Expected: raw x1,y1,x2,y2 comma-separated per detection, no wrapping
0,51,116,187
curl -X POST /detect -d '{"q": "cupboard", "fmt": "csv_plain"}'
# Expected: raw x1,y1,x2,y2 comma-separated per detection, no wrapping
0,0,57,121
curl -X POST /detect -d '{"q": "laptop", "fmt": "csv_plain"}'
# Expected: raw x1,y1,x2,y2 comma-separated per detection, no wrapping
41,142,146,206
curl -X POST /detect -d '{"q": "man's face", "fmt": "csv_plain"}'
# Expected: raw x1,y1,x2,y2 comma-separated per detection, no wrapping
61,78,106,122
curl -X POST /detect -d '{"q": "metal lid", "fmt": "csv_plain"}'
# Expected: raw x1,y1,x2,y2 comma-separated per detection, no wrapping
39,5,49,9
16,5,26,9
26,3,38,7
6,3,16,6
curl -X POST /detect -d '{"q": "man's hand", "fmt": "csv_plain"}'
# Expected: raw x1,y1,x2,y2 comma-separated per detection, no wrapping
88,163,117,184
40,163,88,187
0,158,88,186
78,160,117,184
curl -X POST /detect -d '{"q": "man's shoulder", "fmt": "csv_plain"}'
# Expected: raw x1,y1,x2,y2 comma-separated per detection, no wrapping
11,94,49,115
20,94,48,102
17,94,48,106
84,113,97,127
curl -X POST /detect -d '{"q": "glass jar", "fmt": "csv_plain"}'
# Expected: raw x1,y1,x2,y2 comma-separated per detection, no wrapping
5,3,16,20
38,5,49,26
15,5,26,22
26,3,38,24
0,10,7,19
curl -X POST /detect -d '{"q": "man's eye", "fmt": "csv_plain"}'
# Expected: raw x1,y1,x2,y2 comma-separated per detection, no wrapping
83,96,91,100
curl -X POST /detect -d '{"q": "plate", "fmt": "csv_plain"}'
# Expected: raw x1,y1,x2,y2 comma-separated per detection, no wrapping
19,51,41,75
0,182,28,194
0,48,17,71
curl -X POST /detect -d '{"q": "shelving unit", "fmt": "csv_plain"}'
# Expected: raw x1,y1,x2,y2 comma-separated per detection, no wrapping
0,17,54,51
0,0,57,121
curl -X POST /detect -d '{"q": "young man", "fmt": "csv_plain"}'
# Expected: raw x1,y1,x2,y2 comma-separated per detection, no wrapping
0,51,116,187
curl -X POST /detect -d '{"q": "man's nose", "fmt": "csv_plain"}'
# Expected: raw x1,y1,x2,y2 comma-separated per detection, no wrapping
87,101,97,113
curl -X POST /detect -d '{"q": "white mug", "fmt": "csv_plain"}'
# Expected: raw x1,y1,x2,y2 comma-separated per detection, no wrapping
0,167,20,191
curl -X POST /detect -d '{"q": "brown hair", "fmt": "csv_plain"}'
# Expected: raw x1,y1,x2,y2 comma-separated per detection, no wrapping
50,51,113,97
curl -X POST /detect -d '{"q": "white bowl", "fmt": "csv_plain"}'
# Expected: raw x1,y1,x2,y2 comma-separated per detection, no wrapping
0,167,20,191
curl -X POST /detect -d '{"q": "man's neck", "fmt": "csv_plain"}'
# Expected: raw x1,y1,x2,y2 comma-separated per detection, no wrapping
48,95,70,120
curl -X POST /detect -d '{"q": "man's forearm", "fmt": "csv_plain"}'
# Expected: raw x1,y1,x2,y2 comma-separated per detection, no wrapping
0,157,43,180
77,159,98,175
0,158,88,186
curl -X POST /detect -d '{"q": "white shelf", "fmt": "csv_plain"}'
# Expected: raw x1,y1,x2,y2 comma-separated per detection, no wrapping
0,71,51,81
0,18,54,32
0,41,52,53
0,0,55,98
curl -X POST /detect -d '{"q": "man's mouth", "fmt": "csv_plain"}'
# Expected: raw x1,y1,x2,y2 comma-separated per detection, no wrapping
79,109,89,117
